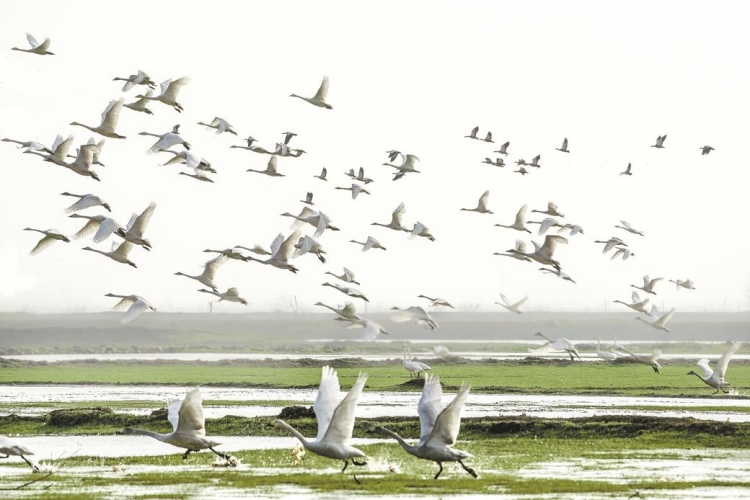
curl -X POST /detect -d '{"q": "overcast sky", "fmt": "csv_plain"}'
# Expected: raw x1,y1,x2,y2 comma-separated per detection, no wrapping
1,1,749,314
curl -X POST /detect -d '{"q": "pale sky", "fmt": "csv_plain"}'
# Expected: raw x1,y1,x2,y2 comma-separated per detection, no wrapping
1,1,749,314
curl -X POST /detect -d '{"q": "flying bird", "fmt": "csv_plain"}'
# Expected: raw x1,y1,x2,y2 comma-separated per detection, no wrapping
460,190,493,214
23,228,70,255
700,145,715,155
495,205,531,234
651,135,667,148
620,163,633,176
530,332,580,361
198,287,248,305
0,435,38,471
61,192,111,213
113,70,156,92
11,33,54,56
495,293,528,314
290,76,333,109
350,236,386,252
136,77,191,112
556,138,569,153
105,293,157,324
688,342,742,394
494,141,510,155
175,255,228,291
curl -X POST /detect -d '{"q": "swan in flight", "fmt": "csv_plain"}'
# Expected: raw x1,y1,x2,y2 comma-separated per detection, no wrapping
323,282,369,302
1,137,51,152
124,90,155,115
175,255,228,291
557,223,584,236
495,205,531,234
631,275,664,295
594,237,627,253
514,166,529,176
700,145,715,155
373,375,478,480
619,347,662,373
391,306,439,330
495,293,528,314
464,126,479,139
315,301,361,321
105,293,157,324
418,295,455,309
670,278,696,291
83,240,137,268
294,234,327,263
0,435,39,471
61,192,111,213
161,150,213,172
69,214,124,243
493,240,532,262
23,134,74,165
350,167,373,184
314,167,328,181
282,207,339,238
350,236,386,252
340,318,388,341
482,157,505,167
615,220,644,236
235,243,271,256
119,388,233,462
179,168,214,183
203,248,248,261
610,246,635,261
136,77,191,112
247,155,284,177
494,141,510,155
461,190,493,214
11,33,54,55
281,131,297,145
198,117,238,136
408,221,436,242
146,132,191,155
372,202,407,231
531,202,565,218
230,136,275,154
324,267,360,285
275,367,369,473
68,137,107,167
651,135,667,148
556,138,569,153
116,202,157,250
383,151,421,180
635,307,676,332
336,183,371,200
23,228,70,255
70,98,126,139
530,332,580,360
595,337,618,360
688,342,742,393
198,287,248,305
290,76,333,109
403,345,431,379
539,267,576,283
620,163,633,176
512,235,567,271
301,192,314,206
613,291,650,314
526,217,561,236
113,70,156,92
52,143,102,181
245,231,301,274
433,345,451,358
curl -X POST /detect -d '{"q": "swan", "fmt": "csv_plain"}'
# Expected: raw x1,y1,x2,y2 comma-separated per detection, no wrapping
23,228,70,255
175,255,228,291
408,222,436,242
179,167,214,183
556,223,584,236
461,190,493,214
198,287,248,305
403,345,431,379
0,435,38,471
124,90,155,115
244,231,301,274
539,267,576,283
635,307,676,332
315,301,361,321
631,275,664,295
70,98,126,139
2,137,51,153
235,244,271,256
350,236,386,252
146,132,191,154
339,318,388,341
515,235,567,271
272,142,306,157
619,347,662,373
530,332,580,360
700,145,715,155
615,220,644,236
301,192,314,205
281,207,339,238
294,234,327,263
105,293,157,324
383,151,421,180
275,367,369,473
620,163,633,176
594,237,627,253
61,192,111,213
531,202,565,218
322,282,369,302
290,76,333,109
136,77,191,112
556,138,569,153
69,214,124,243
610,246,635,260
526,217,561,236
11,33,54,55
83,240,137,268
391,306,439,330
495,205,531,233
282,131,297,145
247,155,284,177
514,166,529,175
651,135,667,148
494,240,532,262
372,202,407,231
355,167,373,184
198,117,238,135
373,374,477,480
464,126,479,139
688,342,742,393
314,167,328,181
203,248,248,261
595,337,618,360
526,155,541,168
482,131,494,143
494,141,510,155
670,278,696,291
418,295,455,309
495,293,528,314
68,137,107,167
116,202,156,250
433,346,451,358
119,388,233,462
324,267,360,286
229,136,275,154
613,291,650,314
53,143,102,181
335,183,371,200
161,150,213,172
482,157,505,167
113,70,155,92
23,134,74,165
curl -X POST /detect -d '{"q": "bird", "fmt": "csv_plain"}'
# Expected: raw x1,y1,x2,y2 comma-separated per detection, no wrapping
275,366,368,473
631,275,664,295
670,278,696,291
229,136,275,154
408,222,436,242
372,202,408,231
335,183,371,200
146,132,191,155
615,220,644,236
495,293,528,314
234,243,271,256
530,332,580,361
350,236,386,252
301,192,314,205
418,295,455,309
635,307,676,332
11,33,54,56
594,237,627,253
460,190,493,214
179,168,214,183
619,347,662,373
175,255,228,291
433,346,451,358
526,217,561,236
556,138,569,153
514,166,529,176
354,167,373,184
272,142,306,157
124,91,156,115
118,388,233,462
464,126,479,139
324,267,360,286
700,145,715,155
52,143,102,181
528,155,541,168
113,70,156,92
247,155,285,177
23,134,74,165
23,228,70,255
531,202,565,218
68,137,107,167
116,202,157,251
281,207,339,238
314,167,328,181
294,234,327,263
651,135,667,148
290,76,332,109
495,205,531,234
203,248,247,261
595,337,618,360
610,246,635,261
198,287,248,305
1,137,51,152
83,240,138,268
161,150,213,171
517,235,568,271
105,293,157,324
494,141,510,155
482,157,505,167
281,131,297,145
383,152,421,180
61,192,111,213
494,240,532,262
70,99,126,139
539,267,576,283
245,231,301,274
556,223,584,236
482,131,494,143
402,345,431,379
372,374,478,480
391,306,439,330
69,214,124,243
339,318,389,341
688,342,742,394
322,282,369,302
315,301,361,321
136,77,191,112
198,117,238,135
0,435,39,471
620,163,633,176
613,291,651,314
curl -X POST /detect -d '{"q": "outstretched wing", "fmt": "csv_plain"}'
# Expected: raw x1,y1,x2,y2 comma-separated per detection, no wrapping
424,383,470,447
715,342,742,379
314,366,341,440
322,371,368,445
695,359,714,378
314,76,330,101
418,374,444,445
174,388,206,437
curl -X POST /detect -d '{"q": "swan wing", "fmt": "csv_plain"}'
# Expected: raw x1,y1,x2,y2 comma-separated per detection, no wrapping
695,359,714,378
314,366,341,440
715,342,741,378
417,374,444,445
122,298,150,324
101,98,124,131
314,76,330,101
175,388,206,437
514,205,528,226
130,203,156,237
425,383,470,447
26,33,40,48
92,218,121,243
322,371,368,444
269,233,285,257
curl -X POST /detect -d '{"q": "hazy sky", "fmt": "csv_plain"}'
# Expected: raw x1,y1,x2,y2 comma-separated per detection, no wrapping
1,1,749,314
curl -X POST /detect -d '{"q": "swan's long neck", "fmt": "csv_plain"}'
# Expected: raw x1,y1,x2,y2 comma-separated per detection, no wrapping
688,371,707,382
374,426,417,454
71,122,95,133
124,427,169,442
84,248,106,256
536,332,553,342
275,419,310,448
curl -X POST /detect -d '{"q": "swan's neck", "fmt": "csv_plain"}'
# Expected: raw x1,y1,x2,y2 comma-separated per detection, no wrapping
276,420,310,447
376,427,417,454
125,428,169,442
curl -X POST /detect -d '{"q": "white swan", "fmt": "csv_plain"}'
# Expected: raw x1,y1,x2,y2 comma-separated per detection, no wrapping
69,214,124,243
275,367,369,473
301,192,314,206
403,345,431,379
198,287,248,305
391,306,439,330
290,76,333,109
340,318,388,341
495,293,528,314
324,267,360,285
0,435,38,471
113,70,155,92
526,217,561,236
1,137,51,152
247,155,284,177
11,33,54,56
372,202,407,231
281,207,339,238
408,222,436,242
146,132,191,155
619,347,662,373
83,240,137,268
179,167,214,183
495,205,531,234
493,240,532,262
556,223,584,236
556,138,570,153
615,220,644,236
336,183,371,200
635,307,676,332
105,293,157,324
198,117,238,135
512,235,568,271
613,291,650,314
116,202,156,250
651,135,667,148
61,192,111,213
230,136,275,154
294,234,327,263
418,295,455,309
244,231,301,274
530,332,580,360
23,134,74,165
373,374,477,480
70,98,126,139
494,141,510,155
531,202,565,218
595,337,618,360
23,228,70,255
124,90,155,115
234,243,271,256
350,236,386,252
460,190,493,214
688,342,742,393
610,246,635,261
383,151,421,180
464,126,479,139
136,77,191,112
175,255,228,291
631,275,664,295
314,167,328,181
594,237,627,253
322,282,369,302
539,267,576,283
315,301,361,321
670,278,696,291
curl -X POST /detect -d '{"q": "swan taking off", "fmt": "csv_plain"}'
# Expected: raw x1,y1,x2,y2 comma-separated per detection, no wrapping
651,135,667,148
619,347,662,373
350,236,386,252
70,98,127,139
373,374,478,480
595,337,618,360
0,435,38,471
275,366,369,473
315,301,361,321
495,205,531,234
61,192,111,213
113,70,156,92
495,293,528,314
23,228,70,255
11,33,54,55
119,388,234,463
631,275,664,295
117,202,157,251
105,293,157,324
340,318,389,341
391,306,439,330
137,77,191,112
530,332,580,361
198,287,248,305
175,255,228,291
688,342,742,393
461,190,493,214
418,295,455,309
290,76,333,109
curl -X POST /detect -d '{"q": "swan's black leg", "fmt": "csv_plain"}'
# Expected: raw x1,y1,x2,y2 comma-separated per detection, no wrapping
341,460,349,472
434,462,443,479
209,447,231,461
182,450,191,460
459,459,478,478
